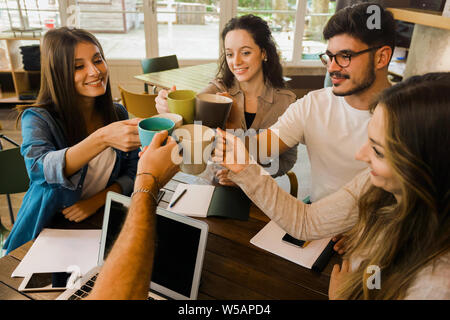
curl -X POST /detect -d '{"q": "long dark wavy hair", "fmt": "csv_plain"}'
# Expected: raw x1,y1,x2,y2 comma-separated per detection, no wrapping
337,72,450,299
218,14,285,89
17,27,119,146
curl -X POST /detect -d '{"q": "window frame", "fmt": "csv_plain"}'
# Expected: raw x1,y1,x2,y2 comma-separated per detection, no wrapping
145,0,325,67
2,0,327,67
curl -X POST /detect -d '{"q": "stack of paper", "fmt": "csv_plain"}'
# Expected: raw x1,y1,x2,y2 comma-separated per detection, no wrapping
12,229,101,278
168,185,215,217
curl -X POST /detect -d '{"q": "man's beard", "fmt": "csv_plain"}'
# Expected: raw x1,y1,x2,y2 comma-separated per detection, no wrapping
331,62,376,97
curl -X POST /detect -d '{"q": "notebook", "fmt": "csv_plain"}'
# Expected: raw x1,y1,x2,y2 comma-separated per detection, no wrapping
56,191,209,300
168,184,251,221
250,221,336,272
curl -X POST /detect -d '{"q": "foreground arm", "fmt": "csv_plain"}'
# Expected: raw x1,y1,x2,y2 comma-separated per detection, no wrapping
87,177,158,300
87,131,180,300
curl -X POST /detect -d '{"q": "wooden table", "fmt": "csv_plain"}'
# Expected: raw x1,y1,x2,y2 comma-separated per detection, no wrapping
0,170,340,300
134,62,218,93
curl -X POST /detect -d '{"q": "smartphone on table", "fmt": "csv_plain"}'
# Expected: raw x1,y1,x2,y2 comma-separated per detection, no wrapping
18,272,74,292
282,233,310,248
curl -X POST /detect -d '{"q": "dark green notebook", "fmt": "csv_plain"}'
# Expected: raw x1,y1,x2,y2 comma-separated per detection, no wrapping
207,186,251,221
169,185,251,221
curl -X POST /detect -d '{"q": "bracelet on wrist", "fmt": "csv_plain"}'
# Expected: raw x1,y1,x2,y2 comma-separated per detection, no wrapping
136,171,160,190
131,188,158,204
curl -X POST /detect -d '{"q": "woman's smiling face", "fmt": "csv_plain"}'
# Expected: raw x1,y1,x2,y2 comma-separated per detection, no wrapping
355,105,402,196
224,29,265,84
73,41,108,99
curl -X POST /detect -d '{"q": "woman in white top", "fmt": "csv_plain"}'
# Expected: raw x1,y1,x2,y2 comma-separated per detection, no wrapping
213,72,450,299
4,28,141,254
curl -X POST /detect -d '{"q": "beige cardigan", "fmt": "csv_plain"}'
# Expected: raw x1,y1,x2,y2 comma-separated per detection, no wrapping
229,164,450,299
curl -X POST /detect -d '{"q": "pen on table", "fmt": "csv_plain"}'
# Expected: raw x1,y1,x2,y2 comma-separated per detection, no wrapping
169,188,187,208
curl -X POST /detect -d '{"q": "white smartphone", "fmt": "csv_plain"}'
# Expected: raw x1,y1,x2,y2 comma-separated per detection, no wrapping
18,272,74,292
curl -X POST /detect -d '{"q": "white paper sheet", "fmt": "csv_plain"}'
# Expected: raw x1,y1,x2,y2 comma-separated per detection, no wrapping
250,221,331,269
12,229,101,278
167,184,215,217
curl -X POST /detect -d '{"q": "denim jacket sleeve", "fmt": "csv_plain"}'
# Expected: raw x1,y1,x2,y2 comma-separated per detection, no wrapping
111,103,139,195
20,108,82,190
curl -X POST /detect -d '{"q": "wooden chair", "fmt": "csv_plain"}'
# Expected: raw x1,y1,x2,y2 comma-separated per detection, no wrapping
141,55,179,93
118,86,159,119
286,171,298,198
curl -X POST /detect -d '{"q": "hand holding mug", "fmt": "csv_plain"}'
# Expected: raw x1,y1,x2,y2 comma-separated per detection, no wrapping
100,118,142,152
155,85,177,114
137,130,180,188
216,92,240,129
212,128,253,174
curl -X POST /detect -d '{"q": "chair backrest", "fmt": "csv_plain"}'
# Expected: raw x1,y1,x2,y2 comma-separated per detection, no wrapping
141,55,179,93
141,54,179,74
0,147,29,195
118,85,158,118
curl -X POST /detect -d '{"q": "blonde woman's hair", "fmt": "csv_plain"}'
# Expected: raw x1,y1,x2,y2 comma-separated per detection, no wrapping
336,72,450,299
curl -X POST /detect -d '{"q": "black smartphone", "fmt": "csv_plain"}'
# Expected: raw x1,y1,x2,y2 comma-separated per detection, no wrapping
157,190,165,204
19,272,73,292
282,233,306,248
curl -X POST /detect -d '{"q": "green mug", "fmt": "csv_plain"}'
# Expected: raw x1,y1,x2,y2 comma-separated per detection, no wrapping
167,90,196,124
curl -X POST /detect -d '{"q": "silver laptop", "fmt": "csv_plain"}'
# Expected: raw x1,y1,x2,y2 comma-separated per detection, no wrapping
57,191,208,300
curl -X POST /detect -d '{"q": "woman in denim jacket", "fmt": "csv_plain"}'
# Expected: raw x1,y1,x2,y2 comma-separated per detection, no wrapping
3,28,141,254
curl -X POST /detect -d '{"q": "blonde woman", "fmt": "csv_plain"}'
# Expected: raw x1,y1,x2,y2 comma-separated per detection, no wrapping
213,72,450,299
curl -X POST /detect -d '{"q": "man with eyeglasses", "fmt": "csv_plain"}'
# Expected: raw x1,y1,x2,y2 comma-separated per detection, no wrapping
232,3,395,252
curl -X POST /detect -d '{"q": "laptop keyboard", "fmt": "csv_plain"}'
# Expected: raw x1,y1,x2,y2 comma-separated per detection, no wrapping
68,275,98,300
67,274,157,300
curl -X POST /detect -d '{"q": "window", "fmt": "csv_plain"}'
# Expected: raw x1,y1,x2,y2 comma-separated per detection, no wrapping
76,0,146,59
301,0,335,61
156,0,220,60
237,0,297,62
0,0,60,36
0,0,334,65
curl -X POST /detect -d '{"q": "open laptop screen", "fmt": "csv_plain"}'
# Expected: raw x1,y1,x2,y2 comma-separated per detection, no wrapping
104,200,201,298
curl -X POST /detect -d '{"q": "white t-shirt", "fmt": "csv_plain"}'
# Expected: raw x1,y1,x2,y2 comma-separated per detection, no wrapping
81,147,116,200
270,87,371,201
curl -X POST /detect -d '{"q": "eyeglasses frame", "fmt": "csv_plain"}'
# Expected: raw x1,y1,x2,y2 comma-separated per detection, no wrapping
319,46,383,68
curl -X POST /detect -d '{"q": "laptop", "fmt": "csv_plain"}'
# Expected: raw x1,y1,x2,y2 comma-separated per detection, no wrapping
57,191,209,300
